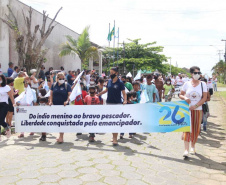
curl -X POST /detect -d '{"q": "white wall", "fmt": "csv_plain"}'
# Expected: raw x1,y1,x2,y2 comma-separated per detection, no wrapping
0,0,82,73
0,0,10,73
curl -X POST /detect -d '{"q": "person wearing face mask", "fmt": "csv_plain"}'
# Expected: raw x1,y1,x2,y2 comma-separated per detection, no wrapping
0,75,16,141
121,75,133,91
97,67,127,146
49,72,72,143
179,66,207,158
163,78,175,102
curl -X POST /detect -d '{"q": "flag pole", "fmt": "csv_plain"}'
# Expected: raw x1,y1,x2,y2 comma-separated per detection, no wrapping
108,23,110,47
117,27,119,67
113,20,115,66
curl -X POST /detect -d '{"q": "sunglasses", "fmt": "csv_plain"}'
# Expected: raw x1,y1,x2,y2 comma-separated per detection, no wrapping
193,72,201,75
58,78,64,80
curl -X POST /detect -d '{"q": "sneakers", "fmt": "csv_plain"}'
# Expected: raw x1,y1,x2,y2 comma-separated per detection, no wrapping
6,128,11,138
190,148,196,155
183,150,189,158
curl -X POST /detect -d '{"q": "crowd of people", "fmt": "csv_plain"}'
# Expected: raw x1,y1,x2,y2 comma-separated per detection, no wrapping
0,62,217,157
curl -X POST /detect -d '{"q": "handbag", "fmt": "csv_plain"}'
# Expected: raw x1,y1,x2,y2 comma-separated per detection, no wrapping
201,82,207,114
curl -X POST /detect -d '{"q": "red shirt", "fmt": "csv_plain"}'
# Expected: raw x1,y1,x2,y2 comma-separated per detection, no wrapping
74,90,87,105
84,95,100,105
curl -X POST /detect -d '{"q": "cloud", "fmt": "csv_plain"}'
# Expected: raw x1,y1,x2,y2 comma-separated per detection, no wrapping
19,0,226,76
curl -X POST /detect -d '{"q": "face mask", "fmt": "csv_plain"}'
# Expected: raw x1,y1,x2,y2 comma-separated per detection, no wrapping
167,82,170,84
0,80,2,84
110,74,116,80
193,74,200,80
39,103,46,106
90,92,95,94
58,80,65,84
122,80,126,83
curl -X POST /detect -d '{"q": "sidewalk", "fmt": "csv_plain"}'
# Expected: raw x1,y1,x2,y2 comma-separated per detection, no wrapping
0,94,225,185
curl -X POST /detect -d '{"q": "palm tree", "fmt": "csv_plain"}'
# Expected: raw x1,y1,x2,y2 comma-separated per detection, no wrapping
59,26,99,69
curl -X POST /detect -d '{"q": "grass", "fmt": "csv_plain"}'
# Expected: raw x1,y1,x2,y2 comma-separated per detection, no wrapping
215,91,226,100
217,82,226,87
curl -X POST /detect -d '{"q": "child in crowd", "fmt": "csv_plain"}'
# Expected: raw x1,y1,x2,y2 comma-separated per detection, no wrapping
39,97,48,141
84,86,100,142
163,78,175,102
120,92,136,139
132,81,141,103
145,75,156,103
97,78,105,105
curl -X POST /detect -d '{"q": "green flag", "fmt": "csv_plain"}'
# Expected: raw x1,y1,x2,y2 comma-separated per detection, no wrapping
107,27,115,41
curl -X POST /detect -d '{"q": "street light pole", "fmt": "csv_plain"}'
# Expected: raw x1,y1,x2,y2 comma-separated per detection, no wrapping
221,39,226,62
210,45,223,62
170,58,171,75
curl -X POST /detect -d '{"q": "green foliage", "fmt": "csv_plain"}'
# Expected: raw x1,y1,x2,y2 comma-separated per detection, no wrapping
103,38,188,75
212,60,226,84
103,39,167,72
59,26,99,68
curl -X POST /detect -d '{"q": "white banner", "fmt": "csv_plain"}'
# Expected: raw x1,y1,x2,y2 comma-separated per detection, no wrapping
15,101,191,133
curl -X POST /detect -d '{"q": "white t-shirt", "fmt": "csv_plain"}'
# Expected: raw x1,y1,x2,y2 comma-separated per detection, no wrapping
182,81,207,110
177,79,184,86
183,77,189,83
85,74,91,85
207,80,213,89
31,77,39,88
0,85,11,104
171,78,176,85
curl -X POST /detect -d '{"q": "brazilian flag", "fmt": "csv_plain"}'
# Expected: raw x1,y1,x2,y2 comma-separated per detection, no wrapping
107,27,115,41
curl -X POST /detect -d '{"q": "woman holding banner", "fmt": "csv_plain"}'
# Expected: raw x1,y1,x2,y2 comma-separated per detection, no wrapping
97,67,127,146
179,66,207,157
49,72,72,143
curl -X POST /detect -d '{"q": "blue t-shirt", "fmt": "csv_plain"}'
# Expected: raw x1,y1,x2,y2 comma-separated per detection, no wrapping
51,82,72,105
107,79,125,104
145,84,157,103
7,68,13,77
67,75,73,85
136,91,141,103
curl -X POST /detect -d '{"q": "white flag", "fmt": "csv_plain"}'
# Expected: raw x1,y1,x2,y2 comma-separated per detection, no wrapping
126,72,132,78
140,90,149,104
69,81,82,101
45,91,50,97
25,85,34,105
134,70,141,81
43,78,49,92
73,70,84,84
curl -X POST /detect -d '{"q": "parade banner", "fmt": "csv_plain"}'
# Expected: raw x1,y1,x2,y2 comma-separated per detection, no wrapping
15,101,191,133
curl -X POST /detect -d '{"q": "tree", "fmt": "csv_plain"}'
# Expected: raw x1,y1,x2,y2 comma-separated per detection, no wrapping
103,39,168,73
212,60,226,84
59,26,99,69
0,5,62,74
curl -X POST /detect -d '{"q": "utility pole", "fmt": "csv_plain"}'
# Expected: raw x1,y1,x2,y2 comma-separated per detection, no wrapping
221,39,226,62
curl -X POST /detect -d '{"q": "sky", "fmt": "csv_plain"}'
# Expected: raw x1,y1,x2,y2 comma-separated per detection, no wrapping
20,0,226,76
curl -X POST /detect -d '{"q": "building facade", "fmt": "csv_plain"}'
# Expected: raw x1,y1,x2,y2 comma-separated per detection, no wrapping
0,0,102,74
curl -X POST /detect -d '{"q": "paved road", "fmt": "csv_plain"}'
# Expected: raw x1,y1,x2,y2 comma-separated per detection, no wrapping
0,94,225,185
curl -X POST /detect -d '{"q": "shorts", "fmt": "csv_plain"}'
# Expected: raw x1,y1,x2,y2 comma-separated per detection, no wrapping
8,98,14,113
209,88,213,96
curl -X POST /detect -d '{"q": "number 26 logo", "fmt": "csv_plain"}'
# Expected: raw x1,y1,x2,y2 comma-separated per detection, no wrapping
159,105,185,125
